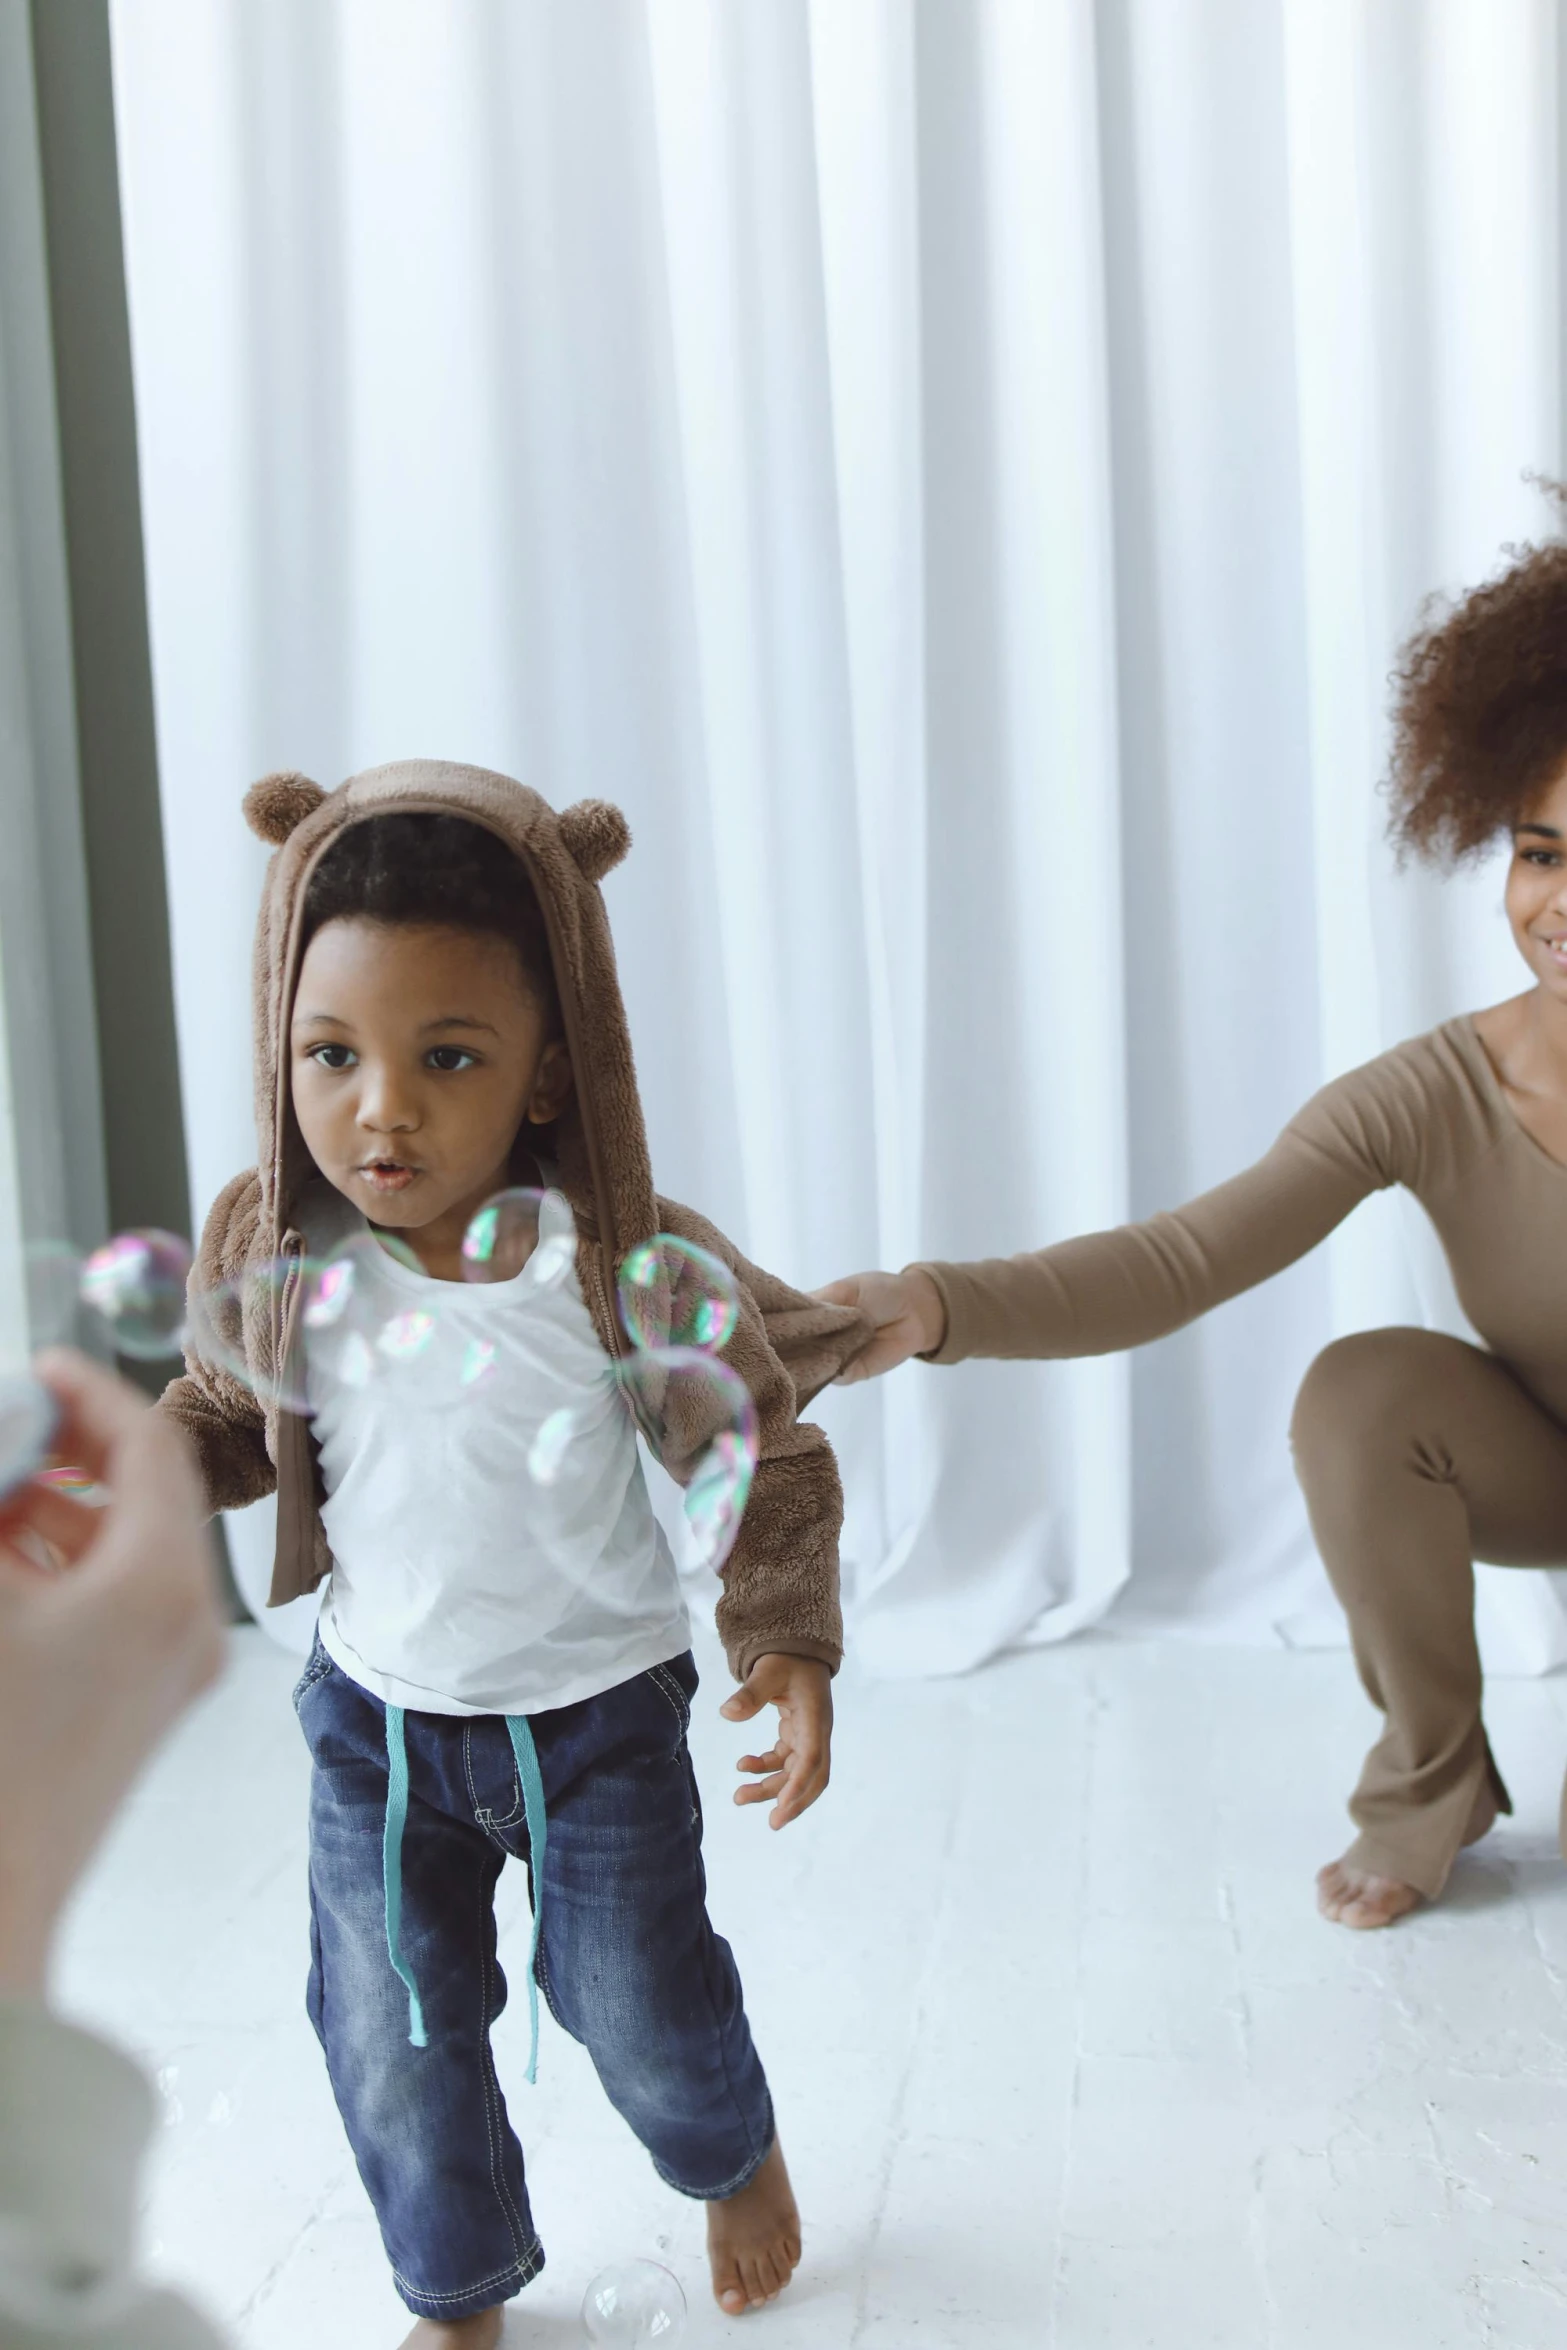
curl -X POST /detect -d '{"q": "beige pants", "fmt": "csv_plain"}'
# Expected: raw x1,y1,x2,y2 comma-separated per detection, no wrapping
1291,1327,1567,1900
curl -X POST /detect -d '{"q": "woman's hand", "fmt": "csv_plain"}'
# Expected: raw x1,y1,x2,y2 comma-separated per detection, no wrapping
721,1654,833,1829
0,1351,224,1996
812,1267,946,1383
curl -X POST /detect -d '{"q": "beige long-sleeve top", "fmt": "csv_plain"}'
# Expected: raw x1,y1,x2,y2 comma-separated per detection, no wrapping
0,2000,222,2348
920,1018,1567,1425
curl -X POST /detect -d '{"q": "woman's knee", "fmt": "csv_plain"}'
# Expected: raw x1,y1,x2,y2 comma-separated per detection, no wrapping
1290,1326,1462,1484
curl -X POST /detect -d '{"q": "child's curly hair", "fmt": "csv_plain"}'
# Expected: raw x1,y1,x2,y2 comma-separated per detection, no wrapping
1388,483,1567,865
302,813,560,1028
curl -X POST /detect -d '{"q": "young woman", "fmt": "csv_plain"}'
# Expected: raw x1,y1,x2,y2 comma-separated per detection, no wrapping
823,516,1567,1932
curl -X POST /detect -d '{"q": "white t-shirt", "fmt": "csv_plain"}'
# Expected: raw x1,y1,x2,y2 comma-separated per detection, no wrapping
300,1183,689,1717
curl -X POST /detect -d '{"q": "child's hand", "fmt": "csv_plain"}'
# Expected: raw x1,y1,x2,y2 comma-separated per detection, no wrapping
720,1654,833,1830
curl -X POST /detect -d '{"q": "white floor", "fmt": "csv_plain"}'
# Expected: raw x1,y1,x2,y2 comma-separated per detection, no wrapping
54,1623,1567,2349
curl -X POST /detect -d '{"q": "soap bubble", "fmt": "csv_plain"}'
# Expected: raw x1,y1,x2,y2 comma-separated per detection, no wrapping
79,1229,192,1360
37,1465,100,1500
684,1426,758,1573
581,2258,686,2344
462,1188,576,1289
515,1346,756,1571
618,1234,739,1355
0,1375,59,1501
378,1306,436,1363
528,1404,580,1485
614,1348,758,1573
186,1257,322,1415
188,1243,424,1416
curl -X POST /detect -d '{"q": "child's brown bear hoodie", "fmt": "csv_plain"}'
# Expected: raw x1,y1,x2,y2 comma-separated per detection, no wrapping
160,758,870,1681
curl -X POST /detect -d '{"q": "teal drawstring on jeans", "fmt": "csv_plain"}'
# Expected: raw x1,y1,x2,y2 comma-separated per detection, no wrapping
381,1704,548,2082
504,1714,548,2086
382,1705,428,2049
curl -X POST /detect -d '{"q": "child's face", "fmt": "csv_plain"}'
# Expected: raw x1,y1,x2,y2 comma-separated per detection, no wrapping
290,918,571,1243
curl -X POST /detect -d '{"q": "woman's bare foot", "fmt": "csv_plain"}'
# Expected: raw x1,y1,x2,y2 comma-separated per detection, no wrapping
399,2311,504,2350
1315,1860,1423,1930
1317,1775,1499,1931
708,2139,802,2315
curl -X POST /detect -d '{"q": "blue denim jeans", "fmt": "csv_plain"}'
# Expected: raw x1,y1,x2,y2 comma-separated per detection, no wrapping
293,1638,774,2321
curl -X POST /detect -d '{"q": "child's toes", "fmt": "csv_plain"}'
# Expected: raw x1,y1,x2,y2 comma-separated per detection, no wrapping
738,2253,774,2306
757,2248,791,2299
714,2263,748,2316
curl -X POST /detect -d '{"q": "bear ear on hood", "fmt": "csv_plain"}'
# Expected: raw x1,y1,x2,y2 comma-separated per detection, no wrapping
557,799,631,885
243,771,327,845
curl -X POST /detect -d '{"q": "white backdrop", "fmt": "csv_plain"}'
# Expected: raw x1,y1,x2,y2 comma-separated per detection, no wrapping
109,0,1567,1674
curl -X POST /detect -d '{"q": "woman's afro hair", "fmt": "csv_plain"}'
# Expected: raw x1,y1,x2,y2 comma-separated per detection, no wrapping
1388,482,1567,865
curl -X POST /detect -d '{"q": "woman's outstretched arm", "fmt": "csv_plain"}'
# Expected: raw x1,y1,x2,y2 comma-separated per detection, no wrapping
819,1054,1424,1380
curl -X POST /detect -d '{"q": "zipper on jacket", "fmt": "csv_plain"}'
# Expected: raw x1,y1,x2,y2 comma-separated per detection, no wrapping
275,1231,306,1384
585,1248,625,1363
270,1231,321,1607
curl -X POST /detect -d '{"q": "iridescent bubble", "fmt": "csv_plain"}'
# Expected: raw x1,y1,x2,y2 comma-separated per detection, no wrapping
188,1228,451,1414
684,1428,758,1573
581,2258,687,2345
460,1337,498,1388
188,1253,387,1415
617,1234,739,1356
613,1348,758,1574
462,1188,576,1288
0,1375,59,1501
304,1257,356,1329
186,1257,317,1415
38,1465,100,1501
528,1404,581,1486
378,1307,436,1363
79,1229,192,1360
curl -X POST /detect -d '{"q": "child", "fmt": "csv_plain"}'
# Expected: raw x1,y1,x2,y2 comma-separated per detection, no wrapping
162,760,868,2347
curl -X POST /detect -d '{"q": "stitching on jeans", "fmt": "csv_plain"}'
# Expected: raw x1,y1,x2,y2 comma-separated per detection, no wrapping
647,1663,689,1734
536,1929,570,2032
472,1719,524,1842
478,1856,530,2257
392,2242,544,2304
292,1642,333,1710
479,1782,526,1838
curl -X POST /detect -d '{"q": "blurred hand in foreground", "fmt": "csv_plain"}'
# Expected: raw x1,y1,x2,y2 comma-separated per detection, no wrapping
0,1350,223,1996
811,1267,946,1384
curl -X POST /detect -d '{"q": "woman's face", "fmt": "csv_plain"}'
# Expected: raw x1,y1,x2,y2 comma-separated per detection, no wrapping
1506,763,1567,999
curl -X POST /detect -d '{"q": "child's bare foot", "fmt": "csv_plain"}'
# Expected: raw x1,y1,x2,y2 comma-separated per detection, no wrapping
708,2139,801,2315
399,2312,504,2350
1315,1860,1423,1929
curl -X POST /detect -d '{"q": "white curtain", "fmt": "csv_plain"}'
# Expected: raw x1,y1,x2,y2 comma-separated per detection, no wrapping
109,0,1567,1674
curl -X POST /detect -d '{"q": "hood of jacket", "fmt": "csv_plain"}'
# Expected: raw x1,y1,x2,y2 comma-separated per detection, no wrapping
244,757,657,1287
163,756,870,1672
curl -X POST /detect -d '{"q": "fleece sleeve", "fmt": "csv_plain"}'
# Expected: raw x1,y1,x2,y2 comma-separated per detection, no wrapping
157,1170,275,1518
651,1199,869,1680
0,2000,226,2348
